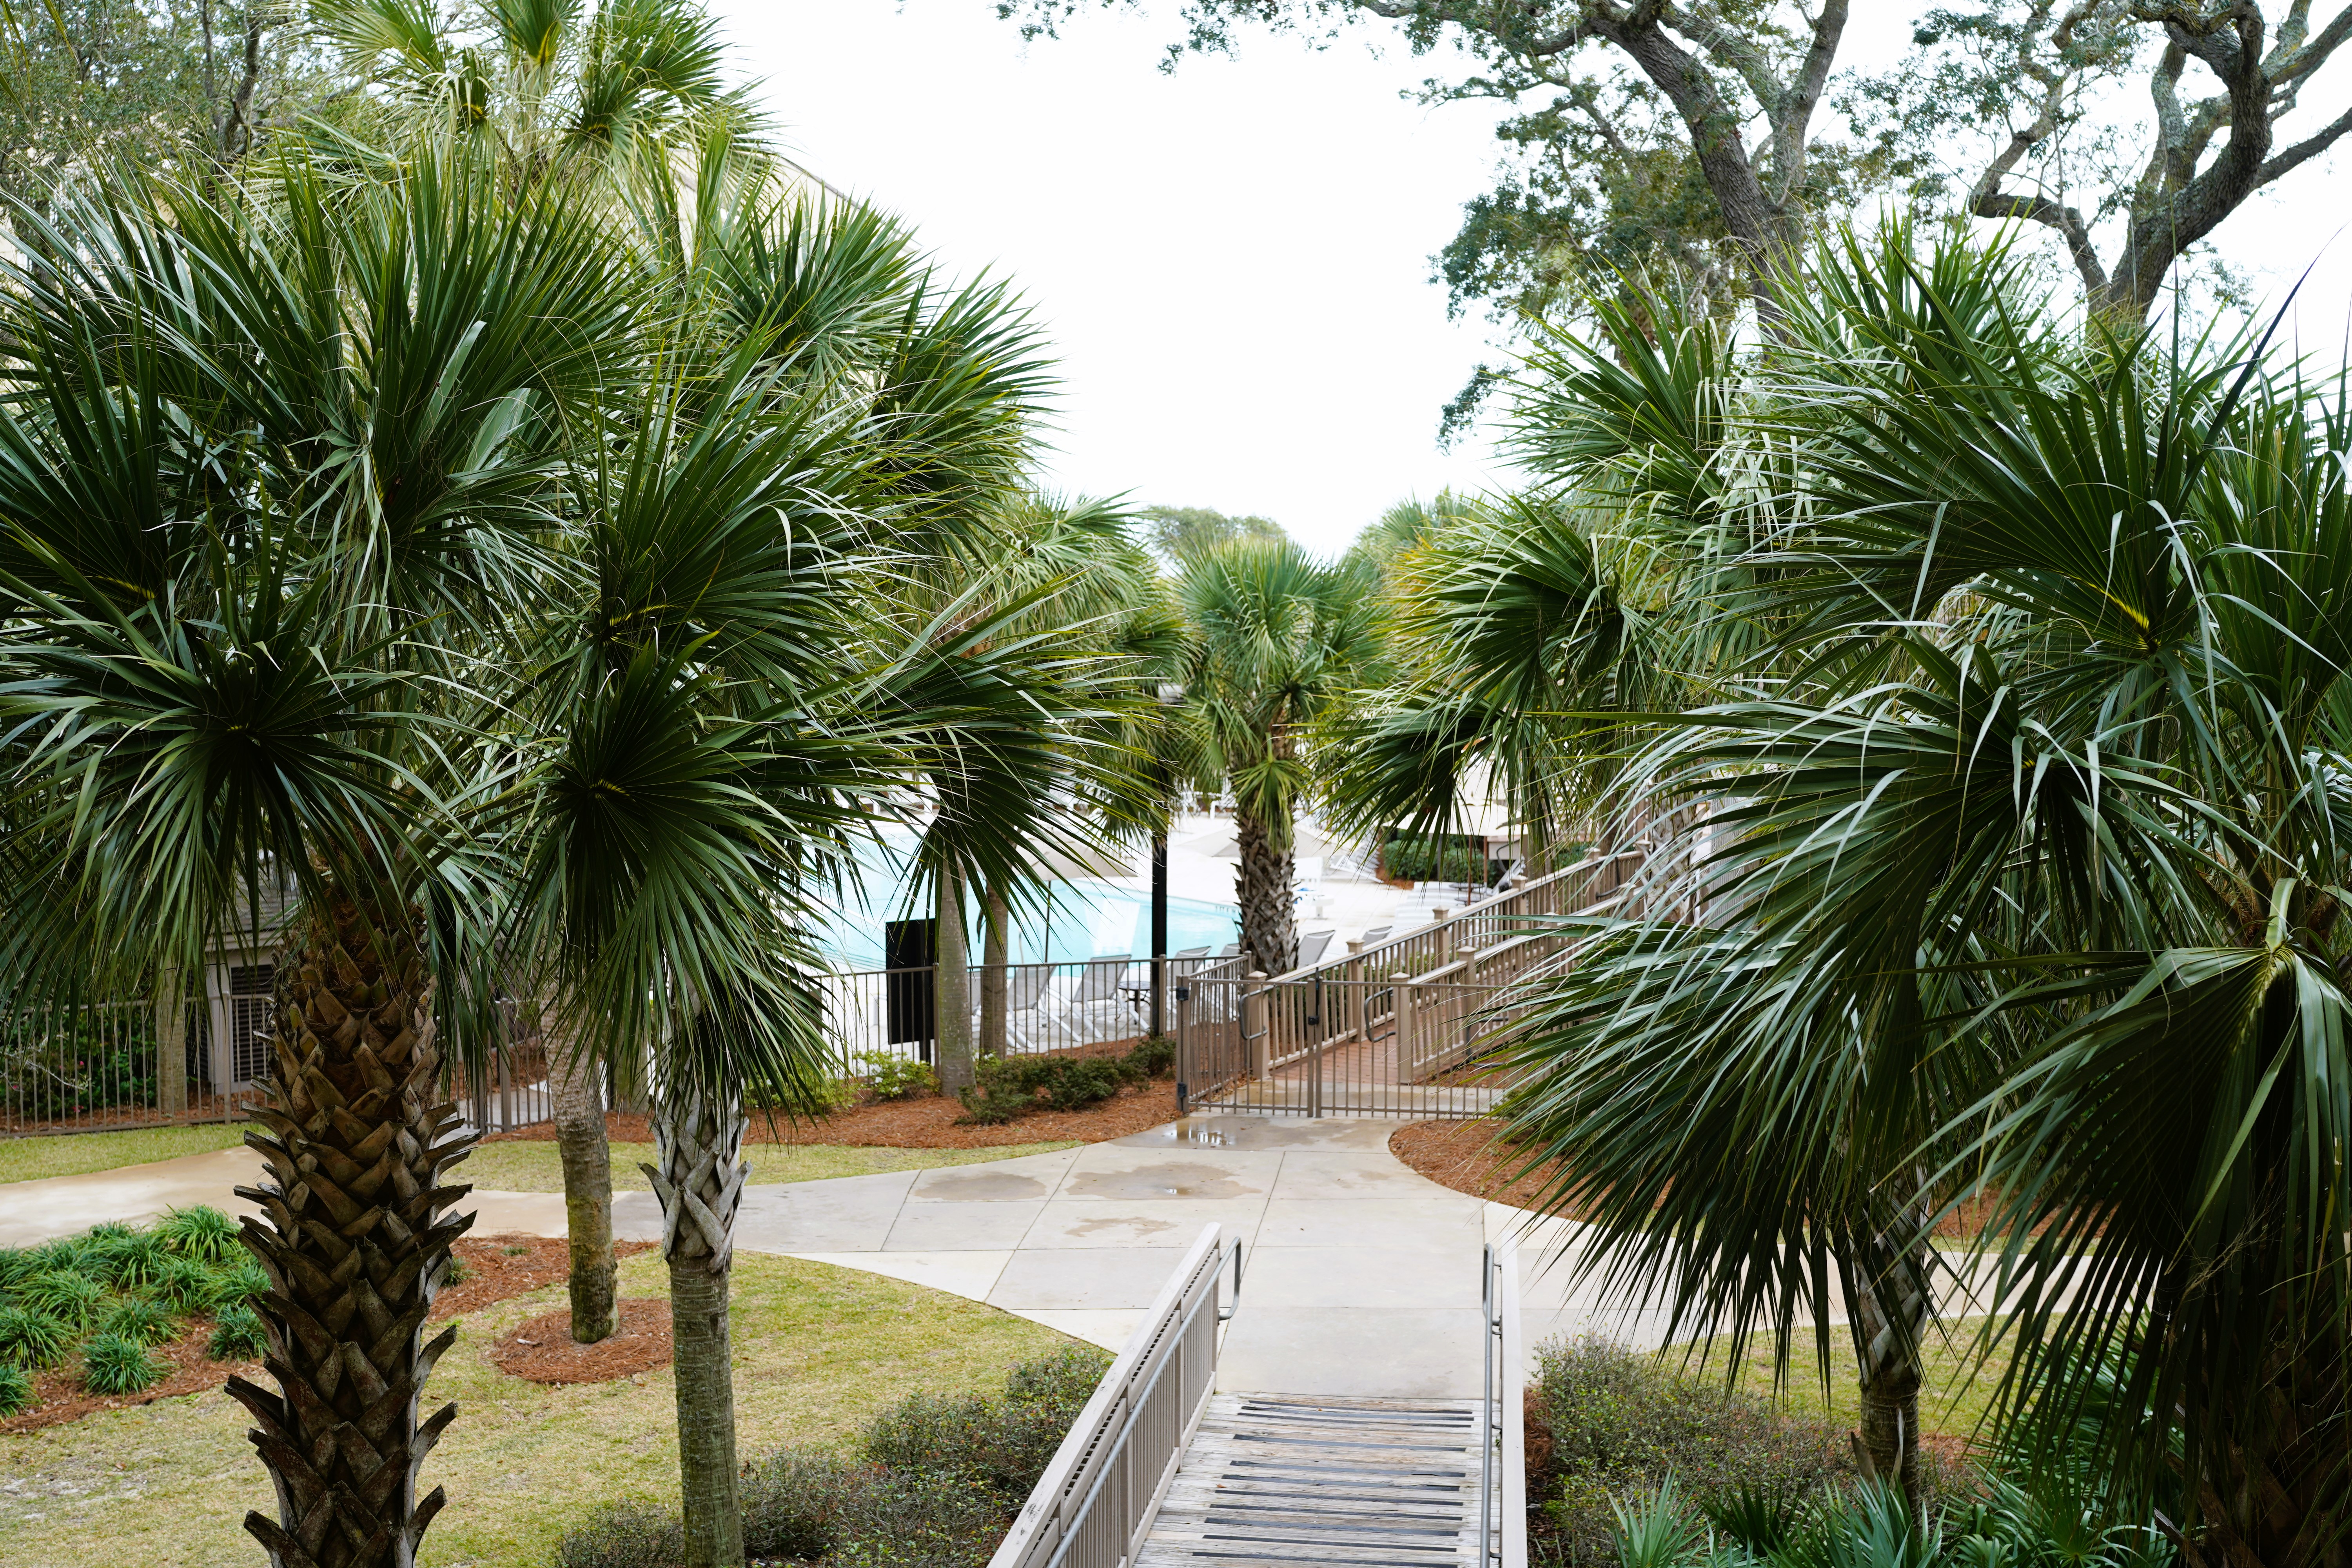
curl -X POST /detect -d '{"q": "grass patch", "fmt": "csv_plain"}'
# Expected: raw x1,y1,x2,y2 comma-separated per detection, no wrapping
1668,1315,2017,1440
459,1139,1081,1194
0,1249,1078,1567
0,1125,248,1186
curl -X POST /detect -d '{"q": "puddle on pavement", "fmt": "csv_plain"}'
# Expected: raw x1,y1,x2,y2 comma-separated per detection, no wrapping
1065,1215,1181,1239
1111,1116,1394,1152
1064,1161,1262,1200
913,1171,1052,1201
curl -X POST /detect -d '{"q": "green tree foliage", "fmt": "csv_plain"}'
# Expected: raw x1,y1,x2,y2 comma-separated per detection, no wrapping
1138,503,1287,566
1358,223,2352,1552
0,0,337,199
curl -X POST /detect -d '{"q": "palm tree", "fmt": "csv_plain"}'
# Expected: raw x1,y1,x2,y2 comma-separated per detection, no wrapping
0,152,623,1566
1484,227,2352,1548
1176,540,1377,976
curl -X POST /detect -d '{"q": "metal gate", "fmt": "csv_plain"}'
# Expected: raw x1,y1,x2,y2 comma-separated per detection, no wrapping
1173,964,1521,1120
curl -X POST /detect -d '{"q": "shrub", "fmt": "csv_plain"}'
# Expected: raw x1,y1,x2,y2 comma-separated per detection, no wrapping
81,1332,164,1395
1528,1339,1846,1568
1128,1035,1176,1078
1381,831,1501,885
14,1269,103,1328
861,1343,1108,1499
155,1205,243,1265
0,1361,31,1416
958,1047,1155,1124
855,1049,940,1102
0,1303,72,1368
97,1294,178,1347
551,1499,685,1568
825,1470,1004,1568
742,1451,861,1560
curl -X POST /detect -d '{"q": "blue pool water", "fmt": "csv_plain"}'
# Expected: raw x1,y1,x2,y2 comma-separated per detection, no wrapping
814,836,1237,971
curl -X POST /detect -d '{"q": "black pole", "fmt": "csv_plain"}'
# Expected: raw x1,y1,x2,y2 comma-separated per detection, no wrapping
1150,823,1170,1038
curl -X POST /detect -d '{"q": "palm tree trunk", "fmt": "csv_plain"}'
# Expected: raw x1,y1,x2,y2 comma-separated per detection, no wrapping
1848,1244,1930,1513
978,887,1008,1060
229,894,475,1568
934,864,975,1093
641,1085,749,1568
1234,807,1296,975
549,1025,617,1345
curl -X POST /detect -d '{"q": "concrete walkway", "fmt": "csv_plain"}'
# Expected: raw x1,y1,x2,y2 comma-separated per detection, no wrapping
0,1114,1692,1399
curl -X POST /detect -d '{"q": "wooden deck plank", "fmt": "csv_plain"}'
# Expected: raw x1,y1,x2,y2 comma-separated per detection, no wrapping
1138,1393,1486,1568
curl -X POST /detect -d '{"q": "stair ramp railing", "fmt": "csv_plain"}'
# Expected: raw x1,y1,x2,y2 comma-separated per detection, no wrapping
990,1225,1237,1568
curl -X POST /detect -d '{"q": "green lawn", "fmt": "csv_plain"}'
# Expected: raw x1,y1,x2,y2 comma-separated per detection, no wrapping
0,1250,1078,1568
0,1123,1076,1191
1667,1316,2018,1441
460,1137,1081,1193
0,1123,248,1185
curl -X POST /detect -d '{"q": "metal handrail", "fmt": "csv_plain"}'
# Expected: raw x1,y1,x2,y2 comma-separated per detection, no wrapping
1482,1241,1528,1568
991,1225,1239,1568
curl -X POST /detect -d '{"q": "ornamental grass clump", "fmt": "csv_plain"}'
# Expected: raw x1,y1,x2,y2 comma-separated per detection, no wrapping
208,1304,268,1361
13,1269,102,1329
81,1331,164,1395
95,1294,177,1347
0,1361,31,1416
154,1205,242,1265
0,1303,72,1368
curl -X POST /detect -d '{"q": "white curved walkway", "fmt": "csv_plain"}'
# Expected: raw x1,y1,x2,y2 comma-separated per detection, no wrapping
0,1115,1766,1399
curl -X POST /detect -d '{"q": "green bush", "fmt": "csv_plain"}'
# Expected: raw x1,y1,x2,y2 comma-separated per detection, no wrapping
0,1361,31,1416
96,1294,178,1347
80,1331,164,1395
0,1246,33,1292
958,1039,1171,1125
551,1500,685,1568
208,1303,269,1360
1381,831,1501,885
24,1237,90,1276
855,1049,941,1102
554,1346,1111,1568
1529,1339,1846,1567
14,1269,103,1328
0,1303,72,1368
155,1204,243,1265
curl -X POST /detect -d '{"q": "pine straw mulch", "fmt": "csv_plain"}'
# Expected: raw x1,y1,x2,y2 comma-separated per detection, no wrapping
489,1297,672,1386
1390,1118,1584,1211
484,1049,1181,1151
0,1232,655,1436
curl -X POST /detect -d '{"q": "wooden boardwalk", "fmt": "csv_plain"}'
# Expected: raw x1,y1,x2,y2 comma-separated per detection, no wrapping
1138,1394,1485,1568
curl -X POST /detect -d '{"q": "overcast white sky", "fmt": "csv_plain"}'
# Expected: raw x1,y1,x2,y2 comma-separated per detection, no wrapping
712,1,2352,558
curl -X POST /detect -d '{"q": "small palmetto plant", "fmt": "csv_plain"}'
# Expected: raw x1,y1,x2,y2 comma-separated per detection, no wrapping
1610,1475,1703,1568
81,1333,164,1396
0,1303,72,1368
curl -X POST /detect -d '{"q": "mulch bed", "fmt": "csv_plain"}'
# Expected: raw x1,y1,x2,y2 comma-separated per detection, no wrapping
484,1060,1181,1151
489,1298,672,1385
0,1233,653,1436
1390,1118,1583,1211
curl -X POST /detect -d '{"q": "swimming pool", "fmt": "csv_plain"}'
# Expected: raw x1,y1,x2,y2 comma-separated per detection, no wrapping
811,837,1238,971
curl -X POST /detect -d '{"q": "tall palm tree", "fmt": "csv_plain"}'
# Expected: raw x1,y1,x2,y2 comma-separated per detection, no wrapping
1177,540,1376,976
0,152,624,1567
1483,227,2352,1549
